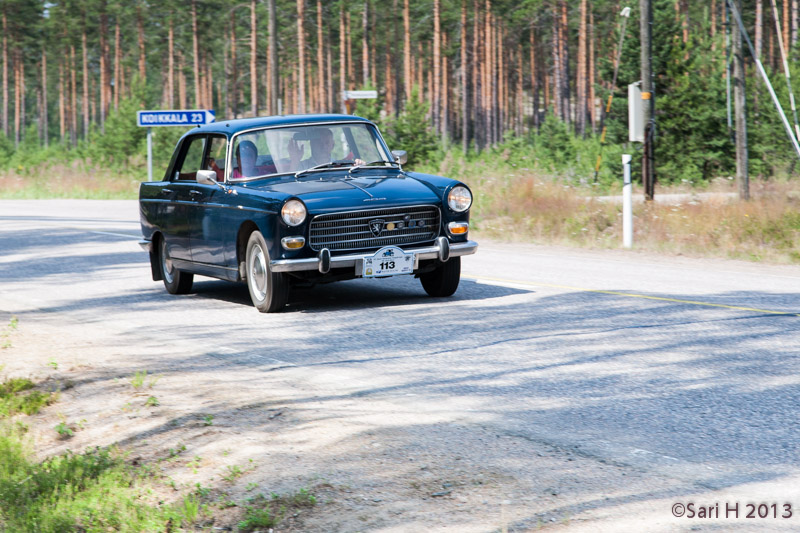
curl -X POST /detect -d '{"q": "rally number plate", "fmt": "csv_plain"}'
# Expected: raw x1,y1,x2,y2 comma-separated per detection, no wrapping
363,246,415,278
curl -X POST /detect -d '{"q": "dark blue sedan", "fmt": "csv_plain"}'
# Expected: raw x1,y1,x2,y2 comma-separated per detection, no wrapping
139,114,477,312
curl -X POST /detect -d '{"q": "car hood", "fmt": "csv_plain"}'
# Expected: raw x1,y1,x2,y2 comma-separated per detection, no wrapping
242,171,442,213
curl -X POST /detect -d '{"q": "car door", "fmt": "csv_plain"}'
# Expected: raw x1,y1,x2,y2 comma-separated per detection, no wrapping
188,134,231,268
167,135,208,262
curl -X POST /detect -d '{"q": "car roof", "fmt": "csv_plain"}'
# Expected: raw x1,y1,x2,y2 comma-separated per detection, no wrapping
184,114,374,137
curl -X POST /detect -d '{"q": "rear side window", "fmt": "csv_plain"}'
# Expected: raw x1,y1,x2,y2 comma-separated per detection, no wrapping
175,136,207,181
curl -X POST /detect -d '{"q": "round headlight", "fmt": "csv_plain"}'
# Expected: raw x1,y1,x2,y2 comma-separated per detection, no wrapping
281,199,307,226
447,185,472,212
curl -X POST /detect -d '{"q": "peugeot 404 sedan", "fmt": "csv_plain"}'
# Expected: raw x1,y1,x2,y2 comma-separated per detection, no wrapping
139,114,477,312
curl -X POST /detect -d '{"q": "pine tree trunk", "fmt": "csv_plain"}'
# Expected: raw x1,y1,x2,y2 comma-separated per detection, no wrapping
297,0,306,113
178,51,187,108
433,0,441,133
473,0,483,150
362,1,369,88
137,7,146,83
114,20,120,110
756,0,763,59
168,17,174,109
516,42,523,136
485,0,492,143
442,32,449,142
14,48,20,146
82,30,89,137
70,45,77,146
268,0,278,114
191,0,200,107
99,5,108,129
370,3,377,88
1,10,6,137
461,0,469,151
589,9,596,133
339,3,346,111
231,10,237,117
346,12,353,90
42,49,47,147
327,41,333,111
732,0,749,199
251,0,257,116
577,0,587,136
552,2,560,119
784,0,791,53
560,0,569,124
59,62,65,142
317,0,325,113
403,0,411,100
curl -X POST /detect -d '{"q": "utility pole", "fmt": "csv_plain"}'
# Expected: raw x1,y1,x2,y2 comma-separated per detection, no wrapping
640,0,655,200
732,0,749,200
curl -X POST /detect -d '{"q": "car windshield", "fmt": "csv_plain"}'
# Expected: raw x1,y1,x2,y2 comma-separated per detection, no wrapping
229,123,391,180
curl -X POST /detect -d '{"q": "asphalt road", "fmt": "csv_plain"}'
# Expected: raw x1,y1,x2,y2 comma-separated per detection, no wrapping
1,199,799,529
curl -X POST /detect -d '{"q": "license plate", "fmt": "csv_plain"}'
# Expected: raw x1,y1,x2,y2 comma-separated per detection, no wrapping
363,246,415,278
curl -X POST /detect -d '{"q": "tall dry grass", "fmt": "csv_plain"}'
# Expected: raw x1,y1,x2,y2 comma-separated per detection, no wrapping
471,172,800,264
0,163,140,199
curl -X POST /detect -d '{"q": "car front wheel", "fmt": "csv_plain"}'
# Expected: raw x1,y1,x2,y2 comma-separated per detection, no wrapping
245,231,289,312
159,237,193,294
419,257,461,297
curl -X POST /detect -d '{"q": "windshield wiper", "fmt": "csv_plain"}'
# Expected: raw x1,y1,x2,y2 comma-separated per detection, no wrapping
294,159,355,178
348,160,401,174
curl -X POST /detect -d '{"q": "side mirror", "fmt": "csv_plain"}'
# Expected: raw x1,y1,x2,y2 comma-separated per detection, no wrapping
391,150,408,165
197,170,218,186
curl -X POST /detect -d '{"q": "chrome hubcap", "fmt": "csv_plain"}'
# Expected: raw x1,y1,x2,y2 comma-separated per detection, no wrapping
161,240,175,284
250,245,268,301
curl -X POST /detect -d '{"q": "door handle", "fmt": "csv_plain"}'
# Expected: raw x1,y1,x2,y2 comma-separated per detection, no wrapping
161,188,173,194
189,190,203,198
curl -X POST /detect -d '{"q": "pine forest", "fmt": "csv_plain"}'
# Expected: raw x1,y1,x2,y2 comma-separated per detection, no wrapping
2,0,800,188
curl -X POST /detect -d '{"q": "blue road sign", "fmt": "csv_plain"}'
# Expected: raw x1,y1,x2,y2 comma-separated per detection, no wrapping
137,109,215,127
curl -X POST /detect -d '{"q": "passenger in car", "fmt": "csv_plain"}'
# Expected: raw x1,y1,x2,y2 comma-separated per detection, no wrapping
230,140,276,178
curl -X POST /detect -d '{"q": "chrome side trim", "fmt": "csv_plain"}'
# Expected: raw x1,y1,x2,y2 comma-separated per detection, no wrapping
139,239,153,253
269,240,478,273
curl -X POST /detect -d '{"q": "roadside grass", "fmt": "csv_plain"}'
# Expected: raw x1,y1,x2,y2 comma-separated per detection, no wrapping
0,370,320,531
0,375,190,531
0,164,140,199
459,163,800,264
238,488,317,532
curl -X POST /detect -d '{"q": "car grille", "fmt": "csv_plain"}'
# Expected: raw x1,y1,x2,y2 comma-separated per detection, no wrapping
309,205,440,252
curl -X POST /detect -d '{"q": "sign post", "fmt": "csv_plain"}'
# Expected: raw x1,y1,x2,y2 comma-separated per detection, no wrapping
137,109,216,181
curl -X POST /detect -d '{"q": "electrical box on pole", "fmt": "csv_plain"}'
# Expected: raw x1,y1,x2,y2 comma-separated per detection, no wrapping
628,82,644,143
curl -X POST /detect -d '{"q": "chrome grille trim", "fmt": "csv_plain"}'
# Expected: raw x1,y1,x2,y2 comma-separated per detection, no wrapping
309,205,441,251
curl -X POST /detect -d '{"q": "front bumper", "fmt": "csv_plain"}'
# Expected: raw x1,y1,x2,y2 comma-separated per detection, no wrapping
270,237,478,275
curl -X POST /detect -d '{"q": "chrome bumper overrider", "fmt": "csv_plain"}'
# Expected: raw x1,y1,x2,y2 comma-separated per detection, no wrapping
270,238,478,275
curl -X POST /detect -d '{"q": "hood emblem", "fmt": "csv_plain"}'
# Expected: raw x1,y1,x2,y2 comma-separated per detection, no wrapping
369,219,385,237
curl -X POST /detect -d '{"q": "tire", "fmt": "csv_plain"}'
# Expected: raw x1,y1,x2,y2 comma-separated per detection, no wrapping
420,257,461,297
159,237,193,294
245,231,289,313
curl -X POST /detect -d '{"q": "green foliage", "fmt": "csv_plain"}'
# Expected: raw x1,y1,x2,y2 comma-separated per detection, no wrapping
0,378,57,418
238,489,317,532
0,426,182,532
379,87,440,167
352,84,383,124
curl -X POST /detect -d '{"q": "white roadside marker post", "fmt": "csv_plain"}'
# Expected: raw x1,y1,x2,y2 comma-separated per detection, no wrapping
147,127,153,182
622,154,633,248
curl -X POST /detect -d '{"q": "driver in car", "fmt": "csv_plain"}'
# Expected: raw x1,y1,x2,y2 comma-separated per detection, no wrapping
288,128,365,171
